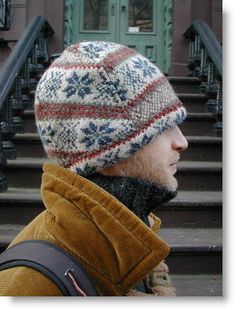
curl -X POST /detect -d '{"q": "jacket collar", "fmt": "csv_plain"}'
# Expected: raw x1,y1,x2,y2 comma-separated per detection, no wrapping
41,163,170,295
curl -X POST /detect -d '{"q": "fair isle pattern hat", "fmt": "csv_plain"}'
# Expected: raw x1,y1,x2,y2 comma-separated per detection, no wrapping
35,41,186,176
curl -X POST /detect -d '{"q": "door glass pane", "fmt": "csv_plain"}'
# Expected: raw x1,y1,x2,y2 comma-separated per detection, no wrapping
83,0,108,31
128,0,153,32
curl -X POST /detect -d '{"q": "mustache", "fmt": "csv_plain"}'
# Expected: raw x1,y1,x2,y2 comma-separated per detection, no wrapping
170,155,180,165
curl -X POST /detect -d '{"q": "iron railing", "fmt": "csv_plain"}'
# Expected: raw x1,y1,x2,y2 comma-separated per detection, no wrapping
0,16,54,192
183,20,222,135
0,0,11,30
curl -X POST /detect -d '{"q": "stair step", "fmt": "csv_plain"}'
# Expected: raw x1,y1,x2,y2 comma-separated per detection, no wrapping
178,93,208,113
0,188,42,225
171,274,222,296
182,136,222,161
168,76,202,95
0,224,222,274
180,112,219,136
159,228,222,274
0,188,222,228
4,157,45,188
22,110,36,133
4,158,222,190
14,133,47,158
13,133,222,161
177,161,222,191
0,224,24,252
155,191,222,228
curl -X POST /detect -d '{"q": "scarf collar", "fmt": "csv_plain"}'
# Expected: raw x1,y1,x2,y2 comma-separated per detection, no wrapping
86,173,177,225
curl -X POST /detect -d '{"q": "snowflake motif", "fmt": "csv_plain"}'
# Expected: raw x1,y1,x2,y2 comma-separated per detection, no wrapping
63,72,94,98
57,123,78,150
132,57,157,78
80,122,116,149
37,71,64,99
157,117,172,132
176,108,186,123
82,43,106,59
99,148,122,168
39,124,56,146
95,72,127,102
129,134,153,156
119,64,144,93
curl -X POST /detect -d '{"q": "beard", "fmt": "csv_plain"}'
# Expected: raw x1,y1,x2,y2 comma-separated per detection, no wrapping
113,152,179,192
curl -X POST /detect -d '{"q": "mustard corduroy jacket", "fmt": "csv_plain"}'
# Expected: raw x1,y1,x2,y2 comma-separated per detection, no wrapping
0,163,171,296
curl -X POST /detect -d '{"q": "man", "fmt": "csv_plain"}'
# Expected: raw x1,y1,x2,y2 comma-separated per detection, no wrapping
0,41,188,296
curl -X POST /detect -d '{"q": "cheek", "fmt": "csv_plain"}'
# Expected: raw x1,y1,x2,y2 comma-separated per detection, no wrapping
142,145,169,168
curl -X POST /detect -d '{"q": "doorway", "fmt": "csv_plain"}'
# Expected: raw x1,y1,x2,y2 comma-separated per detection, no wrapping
69,0,172,71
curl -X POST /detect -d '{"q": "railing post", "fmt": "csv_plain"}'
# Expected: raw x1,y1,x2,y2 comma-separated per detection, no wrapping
183,20,222,136
213,80,222,134
0,122,8,192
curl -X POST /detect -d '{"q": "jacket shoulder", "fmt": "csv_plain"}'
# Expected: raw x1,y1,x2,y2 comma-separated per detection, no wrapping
0,266,62,296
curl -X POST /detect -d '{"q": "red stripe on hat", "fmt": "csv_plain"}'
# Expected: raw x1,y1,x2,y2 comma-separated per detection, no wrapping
50,63,102,70
100,47,137,71
35,103,130,120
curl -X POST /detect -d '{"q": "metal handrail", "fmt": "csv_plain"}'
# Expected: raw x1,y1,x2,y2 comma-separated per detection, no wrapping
183,19,222,77
0,16,54,192
0,16,54,111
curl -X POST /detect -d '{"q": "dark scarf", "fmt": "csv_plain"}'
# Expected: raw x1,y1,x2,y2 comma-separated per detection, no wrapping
86,173,177,226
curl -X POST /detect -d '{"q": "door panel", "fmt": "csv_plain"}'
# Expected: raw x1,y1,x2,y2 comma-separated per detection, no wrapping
73,0,167,68
76,0,116,42
119,0,158,63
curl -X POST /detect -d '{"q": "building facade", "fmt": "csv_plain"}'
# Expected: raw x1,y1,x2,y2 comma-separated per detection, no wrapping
0,0,222,75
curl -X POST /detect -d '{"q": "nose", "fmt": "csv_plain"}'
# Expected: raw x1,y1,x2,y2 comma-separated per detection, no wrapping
172,126,188,153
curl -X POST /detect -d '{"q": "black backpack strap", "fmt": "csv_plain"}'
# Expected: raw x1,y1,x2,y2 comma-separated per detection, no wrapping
0,240,98,296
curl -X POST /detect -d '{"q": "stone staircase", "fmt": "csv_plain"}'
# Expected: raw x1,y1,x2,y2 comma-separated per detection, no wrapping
0,75,222,296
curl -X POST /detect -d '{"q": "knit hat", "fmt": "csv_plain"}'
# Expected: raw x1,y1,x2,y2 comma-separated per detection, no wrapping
35,41,186,176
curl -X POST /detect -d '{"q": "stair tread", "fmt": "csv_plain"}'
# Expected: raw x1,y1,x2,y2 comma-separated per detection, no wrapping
177,93,207,99
14,133,40,141
158,228,222,249
0,224,222,250
171,274,222,296
167,76,201,84
0,187,41,202
178,161,222,170
186,135,222,143
171,190,222,205
7,157,47,167
0,188,222,207
186,112,214,118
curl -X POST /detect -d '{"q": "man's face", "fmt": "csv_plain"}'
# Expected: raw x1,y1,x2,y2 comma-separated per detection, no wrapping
101,126,188,191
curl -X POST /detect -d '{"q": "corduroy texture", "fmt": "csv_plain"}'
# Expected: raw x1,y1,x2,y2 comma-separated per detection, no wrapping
35,41,186,176
0,163,170,296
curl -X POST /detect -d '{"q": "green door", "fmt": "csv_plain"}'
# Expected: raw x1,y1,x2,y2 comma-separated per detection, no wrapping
69,0,172,71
